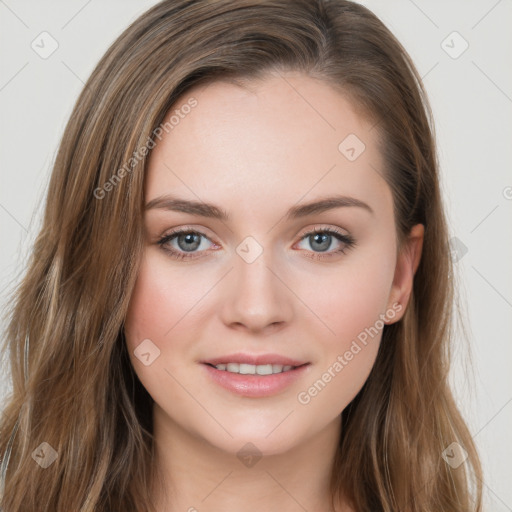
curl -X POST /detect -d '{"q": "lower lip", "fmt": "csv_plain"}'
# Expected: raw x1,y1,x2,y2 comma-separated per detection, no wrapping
202,363,310,398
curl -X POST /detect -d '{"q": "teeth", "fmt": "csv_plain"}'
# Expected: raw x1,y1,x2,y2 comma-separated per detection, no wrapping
239,364,255,374
256,364,273,375
226,363,239,373
214,362,296,374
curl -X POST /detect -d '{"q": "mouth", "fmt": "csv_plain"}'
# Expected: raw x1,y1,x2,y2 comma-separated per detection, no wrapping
200,353,311,397
204,362,307,375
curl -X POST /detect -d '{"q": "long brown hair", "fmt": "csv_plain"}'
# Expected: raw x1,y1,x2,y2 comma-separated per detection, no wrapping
0,0,483,510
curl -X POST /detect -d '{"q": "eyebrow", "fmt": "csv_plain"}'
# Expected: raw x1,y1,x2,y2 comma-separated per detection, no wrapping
144,194,374,220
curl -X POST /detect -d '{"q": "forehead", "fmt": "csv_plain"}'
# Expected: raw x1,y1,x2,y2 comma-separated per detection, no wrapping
145,72,391,222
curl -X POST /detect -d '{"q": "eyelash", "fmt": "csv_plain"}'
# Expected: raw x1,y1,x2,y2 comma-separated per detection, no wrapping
157,226,356,261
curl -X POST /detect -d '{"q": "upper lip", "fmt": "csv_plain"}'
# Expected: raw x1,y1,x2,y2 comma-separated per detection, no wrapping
201,353,309,367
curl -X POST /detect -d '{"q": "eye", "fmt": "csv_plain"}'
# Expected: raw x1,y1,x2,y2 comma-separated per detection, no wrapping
157,228,217,260
157,226,356,261
295,227,356,260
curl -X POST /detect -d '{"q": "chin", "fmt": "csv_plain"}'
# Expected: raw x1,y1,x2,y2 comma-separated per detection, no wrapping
202,425,302,458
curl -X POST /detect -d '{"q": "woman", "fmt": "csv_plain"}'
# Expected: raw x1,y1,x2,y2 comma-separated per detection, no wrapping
0,0,483,510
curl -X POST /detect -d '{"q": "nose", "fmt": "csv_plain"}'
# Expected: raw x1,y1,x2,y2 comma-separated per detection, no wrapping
218,245,294,334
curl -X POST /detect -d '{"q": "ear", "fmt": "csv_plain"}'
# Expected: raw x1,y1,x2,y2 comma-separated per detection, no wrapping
385,224,424,324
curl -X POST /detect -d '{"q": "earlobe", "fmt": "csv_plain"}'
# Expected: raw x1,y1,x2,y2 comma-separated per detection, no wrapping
385,224,424,324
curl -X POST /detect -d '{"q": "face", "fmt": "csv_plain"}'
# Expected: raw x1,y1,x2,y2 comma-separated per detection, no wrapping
124,71,422,457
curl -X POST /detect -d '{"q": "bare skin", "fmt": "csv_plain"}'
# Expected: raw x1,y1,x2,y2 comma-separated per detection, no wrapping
124,71,423,512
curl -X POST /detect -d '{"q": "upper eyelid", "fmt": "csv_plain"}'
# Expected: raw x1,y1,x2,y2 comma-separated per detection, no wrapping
162,226,217,243
162,224,350,238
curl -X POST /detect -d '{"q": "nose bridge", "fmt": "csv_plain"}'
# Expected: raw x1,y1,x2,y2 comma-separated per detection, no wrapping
219,235,293,331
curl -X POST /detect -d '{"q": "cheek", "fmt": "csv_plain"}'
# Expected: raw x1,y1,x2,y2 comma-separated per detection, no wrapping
123,254,201,411
124,252,210,344
312,243,396,346
123,252,225,399
298,243,396,411
123,254,188,378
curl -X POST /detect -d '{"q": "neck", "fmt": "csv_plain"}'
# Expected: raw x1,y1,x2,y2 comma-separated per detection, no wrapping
150,404,345,512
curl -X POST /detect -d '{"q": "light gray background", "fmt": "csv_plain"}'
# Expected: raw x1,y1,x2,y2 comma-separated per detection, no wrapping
1,1,511,509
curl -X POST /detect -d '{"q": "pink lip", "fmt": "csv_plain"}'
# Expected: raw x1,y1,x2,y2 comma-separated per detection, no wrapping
201,361,311,398
201,352,308,367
